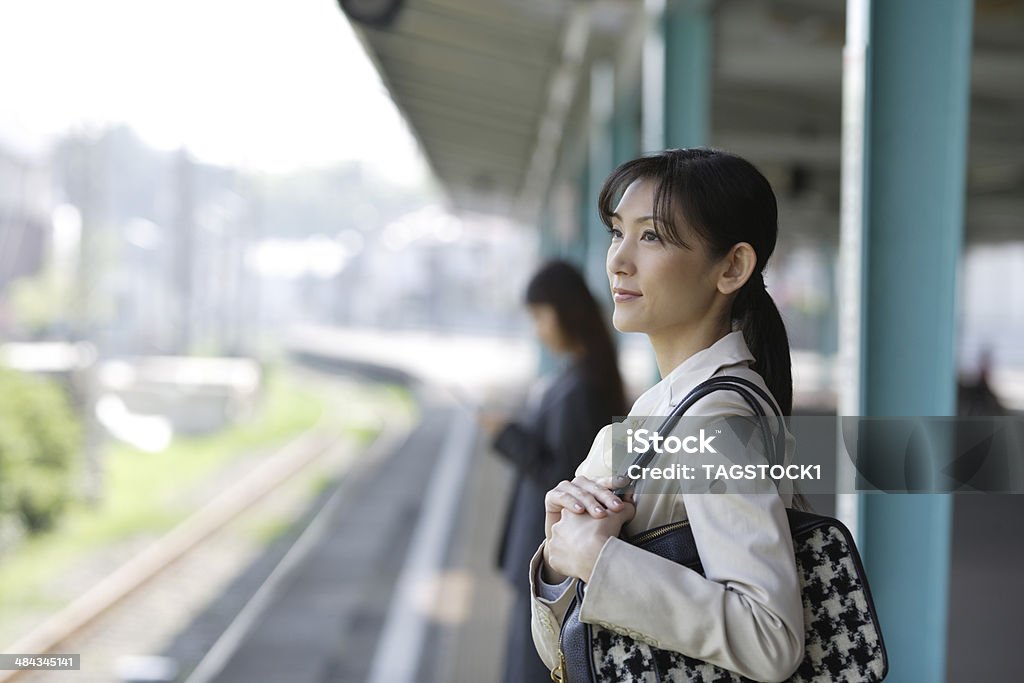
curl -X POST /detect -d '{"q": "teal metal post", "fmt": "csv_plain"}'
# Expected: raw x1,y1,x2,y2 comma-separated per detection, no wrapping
663,0,711,149
858,1,973,681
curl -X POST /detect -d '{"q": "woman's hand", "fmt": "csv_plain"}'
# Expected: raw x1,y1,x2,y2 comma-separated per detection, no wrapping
540,476,634,583
477,410,508,438
545,498,636,582
543,475,631,541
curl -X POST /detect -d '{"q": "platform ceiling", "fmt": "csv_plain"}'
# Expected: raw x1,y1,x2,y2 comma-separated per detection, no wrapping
346,0,1023,244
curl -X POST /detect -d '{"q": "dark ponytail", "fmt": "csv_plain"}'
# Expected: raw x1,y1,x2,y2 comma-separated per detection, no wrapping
598,148,794,415
732,272,794,415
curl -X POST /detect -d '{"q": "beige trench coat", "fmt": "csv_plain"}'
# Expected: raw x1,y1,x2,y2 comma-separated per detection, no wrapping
529,331,805,682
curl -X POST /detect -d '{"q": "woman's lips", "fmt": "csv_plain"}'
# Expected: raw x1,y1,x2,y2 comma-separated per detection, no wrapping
613,289,642,302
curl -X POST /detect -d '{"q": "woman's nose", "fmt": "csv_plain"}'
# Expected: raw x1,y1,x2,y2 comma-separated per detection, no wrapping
607,239,634,278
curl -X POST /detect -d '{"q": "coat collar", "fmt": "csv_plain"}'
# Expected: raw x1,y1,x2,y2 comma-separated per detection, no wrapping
631,330,755,414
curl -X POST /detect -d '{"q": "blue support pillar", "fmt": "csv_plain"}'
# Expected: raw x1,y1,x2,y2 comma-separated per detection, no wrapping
858,1,973,680
663,0,711,149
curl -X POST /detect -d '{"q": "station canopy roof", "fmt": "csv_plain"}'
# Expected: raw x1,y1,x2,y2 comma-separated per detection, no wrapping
344,0,1024,244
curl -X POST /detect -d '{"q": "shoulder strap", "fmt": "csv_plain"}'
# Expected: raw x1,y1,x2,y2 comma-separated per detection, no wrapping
696,376,785,465
615,376,785,492
692,375,784,419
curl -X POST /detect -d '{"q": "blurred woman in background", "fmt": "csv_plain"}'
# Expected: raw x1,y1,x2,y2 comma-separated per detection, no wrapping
492,259,626,683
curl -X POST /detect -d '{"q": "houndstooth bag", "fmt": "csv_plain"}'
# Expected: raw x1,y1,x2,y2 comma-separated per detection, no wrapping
552,376,888,682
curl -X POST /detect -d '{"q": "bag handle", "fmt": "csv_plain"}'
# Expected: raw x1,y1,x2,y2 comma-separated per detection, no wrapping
613,375,785,495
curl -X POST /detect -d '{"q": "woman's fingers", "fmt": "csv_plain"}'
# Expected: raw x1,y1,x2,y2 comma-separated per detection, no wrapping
546,475,633,519
545,484,586,513
546,479,602,515
595,474,631,491
576,475,631,512
615,498,637,524
596,475,635,504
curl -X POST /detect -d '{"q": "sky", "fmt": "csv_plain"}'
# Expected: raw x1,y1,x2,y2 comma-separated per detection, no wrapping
0,0,430,183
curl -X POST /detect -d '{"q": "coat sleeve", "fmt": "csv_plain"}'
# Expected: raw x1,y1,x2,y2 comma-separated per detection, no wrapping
526,420,615,673
575,393,805,683
528,540,578,671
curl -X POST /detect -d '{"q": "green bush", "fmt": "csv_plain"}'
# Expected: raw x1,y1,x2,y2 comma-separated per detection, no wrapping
0,368,82,536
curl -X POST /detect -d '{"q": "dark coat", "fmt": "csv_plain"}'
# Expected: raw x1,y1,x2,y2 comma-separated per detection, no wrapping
492,361,610,593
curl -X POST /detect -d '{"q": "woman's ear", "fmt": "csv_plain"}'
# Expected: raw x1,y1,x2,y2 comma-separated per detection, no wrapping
716,242,758,295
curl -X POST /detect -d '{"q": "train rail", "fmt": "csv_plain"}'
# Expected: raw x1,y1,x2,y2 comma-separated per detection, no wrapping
0,359,425,683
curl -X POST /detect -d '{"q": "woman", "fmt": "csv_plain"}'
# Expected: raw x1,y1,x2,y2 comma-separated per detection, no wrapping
492,259,627,683
530,149,805,682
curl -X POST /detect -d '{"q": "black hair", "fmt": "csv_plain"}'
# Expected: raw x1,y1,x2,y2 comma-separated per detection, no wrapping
598,148,794,416
526,260,627,419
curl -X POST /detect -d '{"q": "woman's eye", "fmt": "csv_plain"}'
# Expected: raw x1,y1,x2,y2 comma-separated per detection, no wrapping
641,230,661,242
607,226,623,240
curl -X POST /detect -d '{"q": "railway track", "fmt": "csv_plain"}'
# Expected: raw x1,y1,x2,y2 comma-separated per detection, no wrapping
0,368,417,683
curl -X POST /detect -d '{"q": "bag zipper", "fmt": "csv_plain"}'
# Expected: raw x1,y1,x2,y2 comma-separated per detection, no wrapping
551,648,566,682
627,519,690,546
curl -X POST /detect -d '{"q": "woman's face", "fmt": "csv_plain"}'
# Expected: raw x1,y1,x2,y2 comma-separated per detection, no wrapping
527,303,569,354
605,179,721,339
